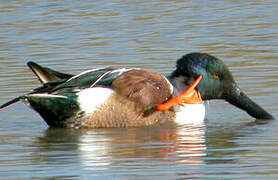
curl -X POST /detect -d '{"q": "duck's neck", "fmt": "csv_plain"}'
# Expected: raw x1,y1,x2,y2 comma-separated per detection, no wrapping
167,72,195,96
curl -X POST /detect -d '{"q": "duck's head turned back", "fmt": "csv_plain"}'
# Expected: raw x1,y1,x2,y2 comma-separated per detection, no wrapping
169,52,274,120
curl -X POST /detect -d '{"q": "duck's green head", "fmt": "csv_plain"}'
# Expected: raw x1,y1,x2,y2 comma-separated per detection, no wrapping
173,52,274,120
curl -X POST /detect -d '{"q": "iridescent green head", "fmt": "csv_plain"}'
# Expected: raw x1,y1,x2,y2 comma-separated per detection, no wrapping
172,52,274,120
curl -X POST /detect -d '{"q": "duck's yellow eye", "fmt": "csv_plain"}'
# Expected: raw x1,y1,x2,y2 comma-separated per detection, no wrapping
213,74,219,79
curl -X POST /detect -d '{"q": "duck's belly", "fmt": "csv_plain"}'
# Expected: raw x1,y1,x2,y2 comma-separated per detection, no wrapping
174,103,206,125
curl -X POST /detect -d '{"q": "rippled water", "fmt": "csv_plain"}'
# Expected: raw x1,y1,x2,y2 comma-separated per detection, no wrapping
1,0,278,179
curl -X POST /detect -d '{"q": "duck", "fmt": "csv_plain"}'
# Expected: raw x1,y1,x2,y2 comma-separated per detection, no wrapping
0,53,274,128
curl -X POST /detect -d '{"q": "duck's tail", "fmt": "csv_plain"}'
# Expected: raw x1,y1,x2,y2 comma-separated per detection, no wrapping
0,61,73,109
0,96,23,109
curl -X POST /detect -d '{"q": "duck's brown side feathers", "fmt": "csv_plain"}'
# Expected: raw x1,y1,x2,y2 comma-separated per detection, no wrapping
112,70,172,109
83,93,175,128
82,69,175,128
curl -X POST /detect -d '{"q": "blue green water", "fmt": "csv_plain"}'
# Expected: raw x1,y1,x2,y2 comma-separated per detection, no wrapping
1,0,278,179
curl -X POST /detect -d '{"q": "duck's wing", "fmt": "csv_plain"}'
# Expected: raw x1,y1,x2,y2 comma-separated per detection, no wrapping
27,61,74,84
47,68,132,93
0,64,130,109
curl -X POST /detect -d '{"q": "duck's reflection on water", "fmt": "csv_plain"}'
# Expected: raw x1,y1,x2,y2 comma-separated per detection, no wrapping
78,123,207,169
35,122,207,169
33,120,268,178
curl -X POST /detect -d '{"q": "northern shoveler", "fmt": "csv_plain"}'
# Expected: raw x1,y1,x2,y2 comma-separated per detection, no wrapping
0,53,274,128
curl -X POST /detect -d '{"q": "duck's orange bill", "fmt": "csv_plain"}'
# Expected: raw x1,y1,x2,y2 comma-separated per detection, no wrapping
156,75,203,111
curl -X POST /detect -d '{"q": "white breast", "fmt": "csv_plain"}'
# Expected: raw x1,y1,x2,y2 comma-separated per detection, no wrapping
174,103,206,125
77,87,114,114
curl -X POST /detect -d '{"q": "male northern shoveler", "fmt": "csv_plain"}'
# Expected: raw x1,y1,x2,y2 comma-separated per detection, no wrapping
0,53,274,128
